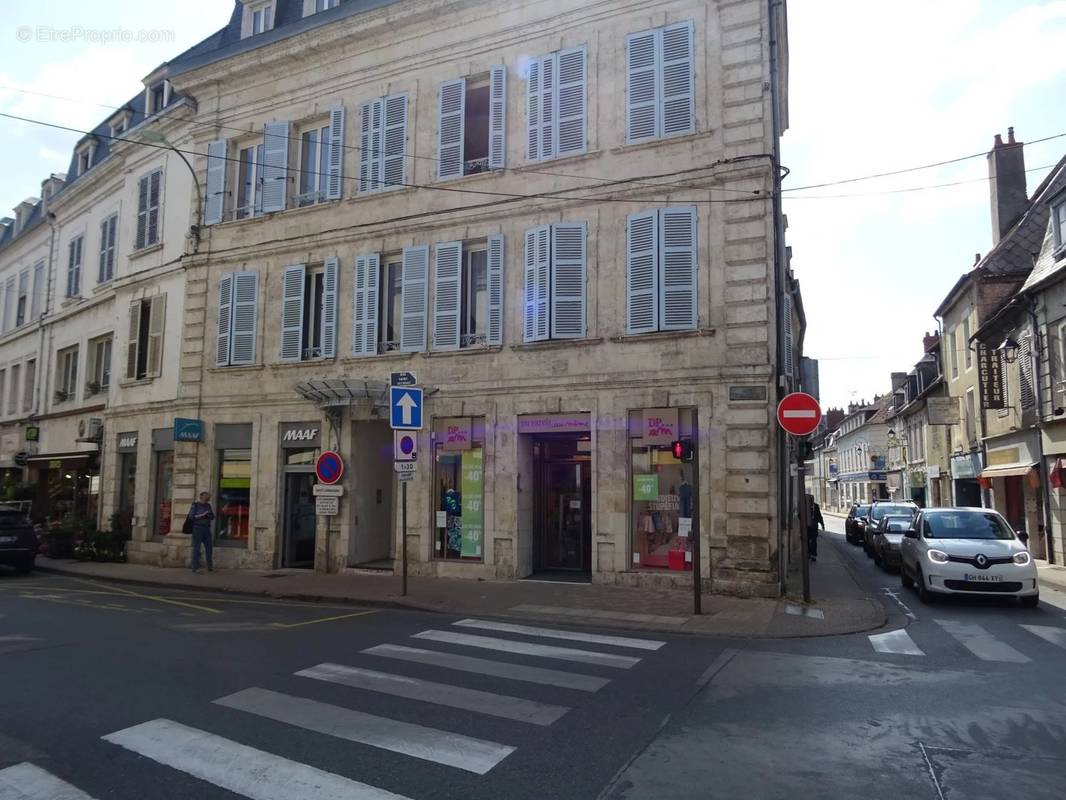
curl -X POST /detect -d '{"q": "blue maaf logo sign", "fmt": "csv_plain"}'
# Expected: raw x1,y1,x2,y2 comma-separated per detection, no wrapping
174,418,204,442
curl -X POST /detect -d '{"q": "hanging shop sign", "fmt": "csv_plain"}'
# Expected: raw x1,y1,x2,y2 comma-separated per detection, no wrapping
978,344,1005,410
642,408,679,446
926,397,961,425
25,426,39,442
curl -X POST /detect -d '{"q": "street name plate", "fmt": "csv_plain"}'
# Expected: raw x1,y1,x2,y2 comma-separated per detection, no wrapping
315,497,339,515
313,484,344,497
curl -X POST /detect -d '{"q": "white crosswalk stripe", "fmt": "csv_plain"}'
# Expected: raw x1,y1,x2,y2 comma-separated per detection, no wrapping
0,763,98,800
297,662,569,725
412,629,642,669
214,687,515,774
933,619,1031,663
1020,624,1066,649
452,618,666,650
868,629,925,656
362,643,611,691
103,719,412,799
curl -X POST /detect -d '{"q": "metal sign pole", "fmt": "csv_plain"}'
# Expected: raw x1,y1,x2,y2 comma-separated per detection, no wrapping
796,437,811,603
692,441,702,615
401,480,408,597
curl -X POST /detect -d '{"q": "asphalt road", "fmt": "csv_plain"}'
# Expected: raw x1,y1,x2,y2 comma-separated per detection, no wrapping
2,525,1065,800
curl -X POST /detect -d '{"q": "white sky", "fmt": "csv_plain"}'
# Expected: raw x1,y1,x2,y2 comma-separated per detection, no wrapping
1,0,1065,415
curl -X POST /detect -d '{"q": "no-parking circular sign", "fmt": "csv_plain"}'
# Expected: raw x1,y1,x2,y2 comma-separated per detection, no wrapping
315,451,345,484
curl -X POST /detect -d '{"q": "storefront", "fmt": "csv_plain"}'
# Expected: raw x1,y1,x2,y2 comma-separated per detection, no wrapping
279,423,320,568
982,433,1043,553
215,423,252,548
950,452,983,507
116,432,138,528
432,417,486,563
151,428,174,539
26,451,99,527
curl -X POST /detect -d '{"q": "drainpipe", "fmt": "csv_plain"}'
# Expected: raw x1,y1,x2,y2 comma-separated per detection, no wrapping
1027,298,1055,563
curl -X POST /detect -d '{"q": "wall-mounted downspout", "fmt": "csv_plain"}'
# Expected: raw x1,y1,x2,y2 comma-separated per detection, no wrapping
1027,297,1056,563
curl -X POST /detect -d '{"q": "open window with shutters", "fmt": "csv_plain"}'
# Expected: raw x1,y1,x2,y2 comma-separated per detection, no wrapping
296,107,344,205
522,223,587,342
55,346,78,403
15,269,29,327
235,138,264,219
134,169,162,251
625,21,695,144
437,67,506,180
66,234,83,297
526,46,587,162
625,207,698,335
359,94,407,194
98,214,117,282
85,335,112,397
279,258,338,362
125,295,166,381
216,272,259,367
431,237,504,350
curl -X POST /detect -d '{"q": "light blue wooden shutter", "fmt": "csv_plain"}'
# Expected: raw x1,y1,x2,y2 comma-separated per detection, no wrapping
433,241,462,350
383,94,407,191
400,245,428,352
205,139,227,224
31,262,44,318
661,21,695,137
280,264,305,361
487,234,504,345
783,294,793,377
539,55,555,160
326,106,345,200
523,226,550,342
626,210,659,334
438,79,465,180
526,59,541,161
261,122,290,212
231,272,259,366
216,273,233,366
321,256,338,358
353,254,381,356
550,223,585,338
626,30,659,142
359,101,374,193
135,175,149,249
556,47,586,157
147,170,161,245
488,66,506,169
658,206,697,330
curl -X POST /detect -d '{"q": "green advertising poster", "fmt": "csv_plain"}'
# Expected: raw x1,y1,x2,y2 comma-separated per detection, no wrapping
633,474,659,501
461,448,484,557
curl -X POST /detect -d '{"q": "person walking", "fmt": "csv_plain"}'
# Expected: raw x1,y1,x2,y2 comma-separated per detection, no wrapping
807,494,825,562
188,491,215,573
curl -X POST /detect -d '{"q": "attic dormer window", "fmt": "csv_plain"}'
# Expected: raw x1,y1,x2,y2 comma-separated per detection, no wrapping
147,81,170,116
75,141,96,176
244,0,275,37
303,0,338,15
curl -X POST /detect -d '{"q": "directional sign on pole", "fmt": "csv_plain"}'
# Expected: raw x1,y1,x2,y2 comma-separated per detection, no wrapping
776,392,822,437
390,386,423,430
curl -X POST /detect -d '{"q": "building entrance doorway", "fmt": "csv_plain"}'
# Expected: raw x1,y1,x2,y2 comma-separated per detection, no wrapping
349,420,394,569
532,435,591,578
282,472,316,568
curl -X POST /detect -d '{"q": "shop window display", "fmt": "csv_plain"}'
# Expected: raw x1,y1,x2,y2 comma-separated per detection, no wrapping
433,420,484,561
217,448,251,544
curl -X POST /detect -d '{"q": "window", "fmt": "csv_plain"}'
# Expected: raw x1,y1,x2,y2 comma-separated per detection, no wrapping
125,295,166,380
304,0,338,16
250,3,274,35
0,278,11,333
433,418,486,561
216,272,259,367
279,259,338,361
87,336,112,396
78,151,91,176
135,169,162,250
626,21,695,143
217,448,251,545
964,387,976,444
30,261,44,319
625,207,698,334
147,82,168,115
949,329,959,379
153,449,174,537
0,370,6,416
359,94,407,194
1053,199,1066,250
298,124,331,205
67,235,83,297
527,46,586,162
523,224,587,342
8,365,19,416
236,142,265,219
99,214,117,282
1055,323,1066,405
431,238,503,350
437,68,506,179
109,118,127,139
962,316,972,370
358,254,399,354
56,346,79,402
15,270,28,327
23,359,35,413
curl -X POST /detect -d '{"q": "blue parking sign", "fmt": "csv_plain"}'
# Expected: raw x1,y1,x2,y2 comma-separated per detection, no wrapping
390,386,423,430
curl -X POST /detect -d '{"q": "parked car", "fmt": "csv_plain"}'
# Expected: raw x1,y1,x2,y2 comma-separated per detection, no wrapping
871,515,914,571
900,507,1039,607
845,504,872,545
864,501,918,556
0,505,37,574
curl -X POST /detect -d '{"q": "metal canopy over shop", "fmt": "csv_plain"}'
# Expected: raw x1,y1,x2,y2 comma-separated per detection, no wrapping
980,463,1038,479
295,379,392,411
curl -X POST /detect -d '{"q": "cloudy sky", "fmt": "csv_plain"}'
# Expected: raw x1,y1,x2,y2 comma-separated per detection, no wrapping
1,0,1065,414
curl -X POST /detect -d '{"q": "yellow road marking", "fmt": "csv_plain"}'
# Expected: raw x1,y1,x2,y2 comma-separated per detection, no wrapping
19,594,141,613
159,596,356,610
72,579,222,615
270,609,378,629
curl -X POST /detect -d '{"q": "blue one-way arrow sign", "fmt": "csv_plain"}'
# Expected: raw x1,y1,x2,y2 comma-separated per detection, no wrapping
390,386,423,430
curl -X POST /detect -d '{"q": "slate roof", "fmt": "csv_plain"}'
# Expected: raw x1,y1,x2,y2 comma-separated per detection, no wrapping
1019,156,1066,292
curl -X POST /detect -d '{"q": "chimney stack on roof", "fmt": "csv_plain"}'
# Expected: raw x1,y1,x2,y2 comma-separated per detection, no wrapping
923,331,939,354
988,127,1028,244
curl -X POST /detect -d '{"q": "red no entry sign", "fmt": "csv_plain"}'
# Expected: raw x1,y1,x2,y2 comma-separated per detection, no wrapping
777,392,822,436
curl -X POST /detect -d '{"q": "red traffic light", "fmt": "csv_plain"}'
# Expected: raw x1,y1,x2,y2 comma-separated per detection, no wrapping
671,440,693,462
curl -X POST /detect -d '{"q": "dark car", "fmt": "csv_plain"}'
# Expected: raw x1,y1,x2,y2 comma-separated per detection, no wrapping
871,515,914,570
845,504,872,544
0,506,37,574
864,501,918,556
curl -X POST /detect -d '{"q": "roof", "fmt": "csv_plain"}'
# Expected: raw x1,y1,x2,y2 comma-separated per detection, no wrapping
1019,156,1066,292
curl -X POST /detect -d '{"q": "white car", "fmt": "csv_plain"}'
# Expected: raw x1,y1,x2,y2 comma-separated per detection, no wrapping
900,507,1039,607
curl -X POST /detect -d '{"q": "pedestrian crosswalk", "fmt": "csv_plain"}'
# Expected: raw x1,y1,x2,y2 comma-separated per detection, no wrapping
867,618,1066,663
3,617,667,799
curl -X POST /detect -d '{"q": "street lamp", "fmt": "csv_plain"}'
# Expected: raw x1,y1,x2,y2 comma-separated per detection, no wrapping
132,129,203,252
997,336,1020,364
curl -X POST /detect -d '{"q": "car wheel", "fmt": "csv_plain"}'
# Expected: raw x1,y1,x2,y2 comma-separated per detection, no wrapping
916,566,935,603
14,556,34,575
900,564,914,589
1020,594,1040,608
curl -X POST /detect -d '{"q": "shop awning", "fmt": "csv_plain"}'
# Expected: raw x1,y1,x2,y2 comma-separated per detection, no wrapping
979,463,1037,478
25,451,92,464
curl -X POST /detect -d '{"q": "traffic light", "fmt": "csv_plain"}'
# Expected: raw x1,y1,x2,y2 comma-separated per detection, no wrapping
671,440,694,463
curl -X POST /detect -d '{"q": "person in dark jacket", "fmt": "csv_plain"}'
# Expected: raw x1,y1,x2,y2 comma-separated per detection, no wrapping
188,492,215,573
807,494,825,562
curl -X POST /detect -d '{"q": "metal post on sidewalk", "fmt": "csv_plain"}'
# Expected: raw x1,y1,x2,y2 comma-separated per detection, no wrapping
692,439,702,615
401,481,408,597
797,439,811,604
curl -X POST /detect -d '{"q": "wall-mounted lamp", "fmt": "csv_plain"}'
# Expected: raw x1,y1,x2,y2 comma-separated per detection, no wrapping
997,336,1020,364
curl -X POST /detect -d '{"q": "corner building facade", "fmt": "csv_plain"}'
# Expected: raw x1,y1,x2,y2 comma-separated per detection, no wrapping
136,0,789,597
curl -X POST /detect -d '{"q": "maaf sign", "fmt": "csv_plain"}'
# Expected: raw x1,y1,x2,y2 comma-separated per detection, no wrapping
281,425,321,448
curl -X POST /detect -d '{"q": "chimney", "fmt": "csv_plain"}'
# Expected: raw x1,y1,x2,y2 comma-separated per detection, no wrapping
988,127,1027,243
923,331,939,353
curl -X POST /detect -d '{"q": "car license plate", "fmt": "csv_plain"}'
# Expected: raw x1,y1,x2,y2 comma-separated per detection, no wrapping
0,536,16,544
963,573,1001,582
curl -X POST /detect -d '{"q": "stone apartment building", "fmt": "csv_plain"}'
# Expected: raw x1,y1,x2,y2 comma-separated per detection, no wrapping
1,0,794,597
826,397,891,510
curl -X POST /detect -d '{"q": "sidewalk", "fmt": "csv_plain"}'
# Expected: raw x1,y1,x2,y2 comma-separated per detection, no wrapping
1036,560,1066,593
32,549,885,639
